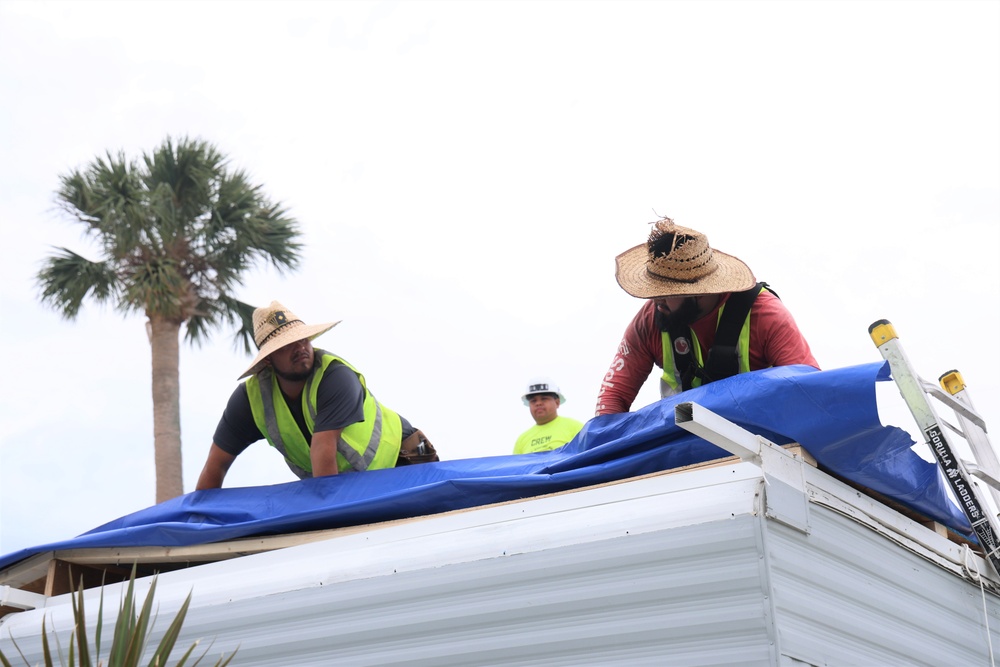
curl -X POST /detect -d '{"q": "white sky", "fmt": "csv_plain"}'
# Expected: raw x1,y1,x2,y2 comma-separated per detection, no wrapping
1,0,997,557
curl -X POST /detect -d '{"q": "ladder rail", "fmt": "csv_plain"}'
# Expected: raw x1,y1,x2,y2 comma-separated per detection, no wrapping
869,319,1000,574
939,370,1000,509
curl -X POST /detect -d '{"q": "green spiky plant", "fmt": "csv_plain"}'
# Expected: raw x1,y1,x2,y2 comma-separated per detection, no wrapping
0,565,236,666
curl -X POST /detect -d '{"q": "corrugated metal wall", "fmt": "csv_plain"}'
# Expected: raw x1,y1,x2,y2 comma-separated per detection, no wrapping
173,518,776,666
4,464,1000,666
1,468,779,666
767,503,1000,666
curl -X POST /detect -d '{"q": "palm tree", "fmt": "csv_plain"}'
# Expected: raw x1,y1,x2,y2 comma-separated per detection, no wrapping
37,136,302,503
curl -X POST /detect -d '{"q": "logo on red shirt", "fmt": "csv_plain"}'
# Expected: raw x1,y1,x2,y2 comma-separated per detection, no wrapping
674,337,691,355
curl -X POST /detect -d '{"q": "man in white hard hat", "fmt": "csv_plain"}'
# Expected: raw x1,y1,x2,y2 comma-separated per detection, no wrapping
513,377,584,454
196,300,437,490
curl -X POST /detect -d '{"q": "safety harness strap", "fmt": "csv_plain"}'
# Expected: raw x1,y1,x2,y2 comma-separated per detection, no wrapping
667,282,766,391
701,282,765,383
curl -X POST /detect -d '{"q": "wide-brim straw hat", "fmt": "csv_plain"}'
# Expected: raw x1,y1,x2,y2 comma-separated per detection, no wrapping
615,217,756,298
238,300,340,379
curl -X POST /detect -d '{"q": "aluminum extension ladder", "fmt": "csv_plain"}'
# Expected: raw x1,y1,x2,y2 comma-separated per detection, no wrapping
870,319,1000,574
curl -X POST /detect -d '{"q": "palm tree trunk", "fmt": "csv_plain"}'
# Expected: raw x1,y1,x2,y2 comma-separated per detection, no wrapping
148,313,184,502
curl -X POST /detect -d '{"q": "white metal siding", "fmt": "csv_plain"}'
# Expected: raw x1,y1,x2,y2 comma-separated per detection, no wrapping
159,519,776,666
4,462,999,666
1,467,775,666
766,502,1000,666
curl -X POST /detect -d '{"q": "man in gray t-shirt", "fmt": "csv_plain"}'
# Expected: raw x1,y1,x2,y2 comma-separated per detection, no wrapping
196,301,436,490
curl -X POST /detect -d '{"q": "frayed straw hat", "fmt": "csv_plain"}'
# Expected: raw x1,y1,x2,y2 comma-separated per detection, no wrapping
238,301,340,379
615,217,756,298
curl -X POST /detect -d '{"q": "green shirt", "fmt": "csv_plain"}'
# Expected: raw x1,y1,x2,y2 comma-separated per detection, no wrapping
513,415,585,454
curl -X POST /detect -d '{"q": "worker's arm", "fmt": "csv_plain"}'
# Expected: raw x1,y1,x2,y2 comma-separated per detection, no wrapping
310,428,344,477
196,443,237,490
751,290,820,370
596,301,659,416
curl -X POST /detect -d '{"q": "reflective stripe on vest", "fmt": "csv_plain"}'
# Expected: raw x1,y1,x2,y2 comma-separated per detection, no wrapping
255,370,310,478
302,366,384,472
246,350,402,476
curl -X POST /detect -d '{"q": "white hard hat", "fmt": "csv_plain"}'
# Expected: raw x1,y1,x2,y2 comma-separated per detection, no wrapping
522,377,567,406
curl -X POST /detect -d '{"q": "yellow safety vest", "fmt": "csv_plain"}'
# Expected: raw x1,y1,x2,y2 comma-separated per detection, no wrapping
246,350,402,477
660,300,754,396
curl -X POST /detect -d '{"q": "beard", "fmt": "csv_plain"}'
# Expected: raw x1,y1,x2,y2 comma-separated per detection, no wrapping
272,360,315,382
655,297,702,330
273,367,313,382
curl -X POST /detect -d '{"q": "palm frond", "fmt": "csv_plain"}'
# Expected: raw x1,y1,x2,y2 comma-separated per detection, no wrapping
122,259,186,320
183,296,256,354
57,152,153,258
41,135,302,346
36,249,120,319
226,297,258,355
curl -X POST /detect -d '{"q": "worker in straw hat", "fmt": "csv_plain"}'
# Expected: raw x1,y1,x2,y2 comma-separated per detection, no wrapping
514,377,585,454
595,217,818,416
196,300,438,490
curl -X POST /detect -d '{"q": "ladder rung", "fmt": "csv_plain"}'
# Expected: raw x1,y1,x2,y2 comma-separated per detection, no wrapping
920,378,988,432
965,460,1000,494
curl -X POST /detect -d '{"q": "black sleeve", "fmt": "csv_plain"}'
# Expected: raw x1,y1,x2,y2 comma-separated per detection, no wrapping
313,361,367,432
212,383,264,456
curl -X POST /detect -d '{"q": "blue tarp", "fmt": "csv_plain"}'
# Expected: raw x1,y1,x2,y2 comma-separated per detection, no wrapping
0,361,969,572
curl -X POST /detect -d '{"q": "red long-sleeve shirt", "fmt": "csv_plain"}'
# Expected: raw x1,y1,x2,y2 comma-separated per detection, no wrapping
595,291,819,416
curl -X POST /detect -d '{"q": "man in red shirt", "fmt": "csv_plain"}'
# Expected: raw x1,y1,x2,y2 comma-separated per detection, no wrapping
596,217,819,416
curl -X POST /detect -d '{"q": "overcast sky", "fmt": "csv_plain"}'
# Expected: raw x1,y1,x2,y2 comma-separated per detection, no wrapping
1,0,997,557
